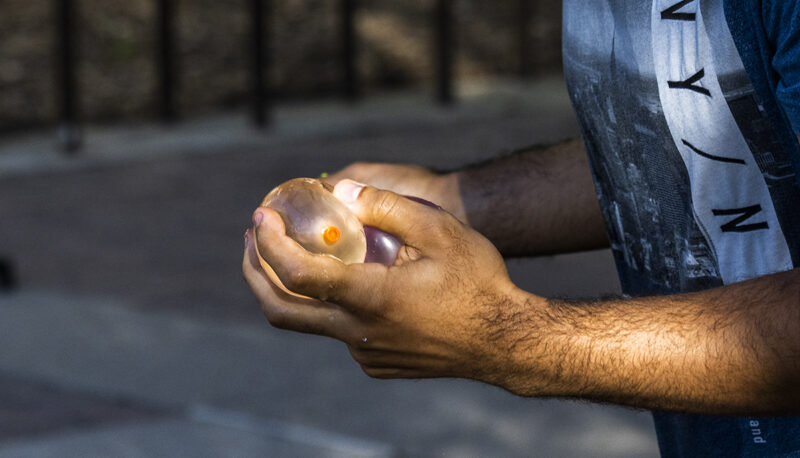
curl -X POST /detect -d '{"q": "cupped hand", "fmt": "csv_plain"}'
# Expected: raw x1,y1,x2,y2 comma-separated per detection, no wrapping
242,180,524,382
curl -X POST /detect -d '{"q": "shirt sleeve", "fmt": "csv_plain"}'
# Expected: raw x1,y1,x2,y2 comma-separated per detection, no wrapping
763,0,800,134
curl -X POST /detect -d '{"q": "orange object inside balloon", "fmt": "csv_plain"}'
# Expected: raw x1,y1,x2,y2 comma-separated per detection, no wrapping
322,226,341,245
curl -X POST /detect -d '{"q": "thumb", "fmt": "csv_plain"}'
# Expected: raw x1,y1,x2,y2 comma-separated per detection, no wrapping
333,179,448,248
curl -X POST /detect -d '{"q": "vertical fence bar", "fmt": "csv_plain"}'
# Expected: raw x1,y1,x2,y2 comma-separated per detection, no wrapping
0,257,17,292
341,0,357,101
158,0,176,121
56,0,81,153
518,0,531,78
250,0,268,126
435,0,454,105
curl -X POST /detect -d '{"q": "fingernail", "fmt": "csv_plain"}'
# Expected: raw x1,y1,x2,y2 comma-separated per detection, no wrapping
253,211,265,228
334,179,365,203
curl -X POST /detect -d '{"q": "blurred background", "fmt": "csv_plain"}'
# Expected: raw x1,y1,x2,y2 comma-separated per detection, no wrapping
0,0,659,456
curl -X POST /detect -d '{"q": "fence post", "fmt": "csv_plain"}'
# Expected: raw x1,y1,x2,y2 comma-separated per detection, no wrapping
435,0,454,105
341,0,357,101
0,257,17,292
56,0,81,153
518,0,531,78
250,0,269,126
157,0,177,121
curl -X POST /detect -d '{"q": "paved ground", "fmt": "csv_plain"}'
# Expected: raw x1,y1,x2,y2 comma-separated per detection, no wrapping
0,78,659,457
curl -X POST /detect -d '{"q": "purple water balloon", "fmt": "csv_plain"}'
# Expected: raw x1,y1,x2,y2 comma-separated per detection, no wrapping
404,195,443,210
364,196,441,266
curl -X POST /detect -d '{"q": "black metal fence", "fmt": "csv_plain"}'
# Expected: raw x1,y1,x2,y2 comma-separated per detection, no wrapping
54,0,536,152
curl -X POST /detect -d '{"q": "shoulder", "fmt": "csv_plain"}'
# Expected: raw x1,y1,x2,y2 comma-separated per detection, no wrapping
762,0,800,134
760,0,800,44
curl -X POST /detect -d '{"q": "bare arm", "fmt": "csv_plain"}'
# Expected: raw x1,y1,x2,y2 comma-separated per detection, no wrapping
495,268,800,415
329,139,608,257
247,183,800,415
452,139,607,256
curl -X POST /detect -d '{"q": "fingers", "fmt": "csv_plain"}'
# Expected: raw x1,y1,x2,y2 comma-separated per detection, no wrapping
243,228,350,338
347,346,451,379
333,180,454,250
360,367,430,380
322,162,371,188
252,208,388,309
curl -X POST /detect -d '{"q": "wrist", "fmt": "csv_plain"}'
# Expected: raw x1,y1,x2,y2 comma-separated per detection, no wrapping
473,284,554,396
431,172,467,223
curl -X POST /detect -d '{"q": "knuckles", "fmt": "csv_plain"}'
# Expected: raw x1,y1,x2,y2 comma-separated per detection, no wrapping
282,268,312,293
425,218,456,245
370,191,403,226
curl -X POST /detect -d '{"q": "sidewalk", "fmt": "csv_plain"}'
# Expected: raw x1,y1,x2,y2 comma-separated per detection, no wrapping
0,77,576,178
0,291,656,457
0,77,659,457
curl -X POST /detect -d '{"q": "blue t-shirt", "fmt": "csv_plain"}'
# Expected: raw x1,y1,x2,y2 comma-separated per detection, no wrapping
761,0,800,135
726,0,800,183
563,0,800,456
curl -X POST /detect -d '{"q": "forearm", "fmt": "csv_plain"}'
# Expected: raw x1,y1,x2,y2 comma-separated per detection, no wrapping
486,268,800,415
446,139,608,256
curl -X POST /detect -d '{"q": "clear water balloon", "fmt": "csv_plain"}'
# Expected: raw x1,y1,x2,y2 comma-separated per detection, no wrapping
255,178,440,297
260,178,367,264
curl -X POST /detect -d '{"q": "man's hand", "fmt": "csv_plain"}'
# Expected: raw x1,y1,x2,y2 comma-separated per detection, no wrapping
324,163,465,221
243,180,523,381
